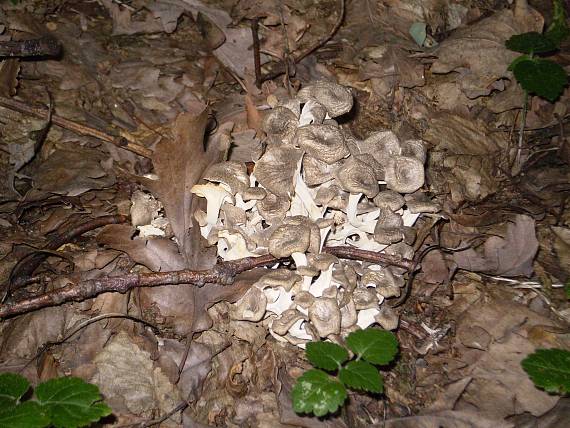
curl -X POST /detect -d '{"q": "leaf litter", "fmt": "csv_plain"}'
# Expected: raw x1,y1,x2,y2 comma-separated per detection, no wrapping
0,0,569,427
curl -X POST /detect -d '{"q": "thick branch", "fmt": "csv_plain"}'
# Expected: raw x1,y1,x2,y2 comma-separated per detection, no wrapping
0,246,412,319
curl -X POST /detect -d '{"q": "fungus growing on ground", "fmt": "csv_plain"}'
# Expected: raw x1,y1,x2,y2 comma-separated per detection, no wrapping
187,80,439,347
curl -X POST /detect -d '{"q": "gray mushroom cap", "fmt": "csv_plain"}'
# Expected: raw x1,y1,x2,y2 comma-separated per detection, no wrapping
257,191,290,224
362,268,404,298
374,207,404,244
352,287,379,310
336,156,379,198
373,190,406,212
302,155,340,186
374,305,399,330
262,106,299,138
241,187,267,201
268,216,320,258
294,124,350,164
385,156,425,194
309,297,341,338
203,161,250,195
297,81,354,118
254,145,303,197
231,287,267,322
271,309,306,336
401,139,427,163
256,269,302,291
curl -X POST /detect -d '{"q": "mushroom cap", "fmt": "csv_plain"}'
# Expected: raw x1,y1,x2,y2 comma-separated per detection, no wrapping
373,207,404,244
352,287,379,310
401,139,427,163
406,200,440,213
294,124,349,164
256,269,303,291
340,299,358,328
374,305,399,330
307,253,338,271
356,131,401,167
298,100,327,125
241,187,267,201
297,81,353,118
335,156,379,198
230,287,267,322
385,242,414,260
257,192,290,224
294,290,315,309
308,297,341,338
202,161,249,195
271,309,306,336
352,154,384,180
269,222,311,258
373,190,406,212
262,106,299,138
302,155,340,186
385,156,425,194
254,145,303,197
362,268,404,298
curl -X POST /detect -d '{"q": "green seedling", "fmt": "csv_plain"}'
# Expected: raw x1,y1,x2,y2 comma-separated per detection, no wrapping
292,328,398,417
522,348,570,395
0,373,111,428
505,0,569,171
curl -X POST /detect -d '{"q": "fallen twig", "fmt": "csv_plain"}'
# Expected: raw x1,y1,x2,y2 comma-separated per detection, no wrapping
0,36,61,57
0,246,412,319
0,96,153,158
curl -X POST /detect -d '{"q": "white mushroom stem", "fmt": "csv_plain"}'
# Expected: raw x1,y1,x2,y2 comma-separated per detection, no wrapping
328,223,387,252
401,208,420,227
309,265,335,297
291,252,312,290
346,193,377,234
357,307,380,329
191,183,234,238
299,100,323,126
293,171,322,221
235,193,257,211
265,287,294,314
288,319,313,341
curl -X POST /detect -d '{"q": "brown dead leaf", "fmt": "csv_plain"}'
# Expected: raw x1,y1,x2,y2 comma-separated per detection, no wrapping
431,4,543,98
0,59,19,97
452,215,538,277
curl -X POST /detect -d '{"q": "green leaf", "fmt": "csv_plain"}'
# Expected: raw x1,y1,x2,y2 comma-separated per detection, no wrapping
546,0,570,46
292,369,347,417
0,373,30,409
35,377,112,428
0,401,50,428
306,341,349,372
339,361,383,393
564,280,570,300
346,329,398,365
508,54,531,72
522,348,570,395
506,32,558,54
512,58,568,102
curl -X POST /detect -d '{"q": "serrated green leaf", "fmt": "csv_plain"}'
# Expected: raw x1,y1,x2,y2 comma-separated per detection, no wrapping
35,377,112,428
346,329,398,365
0,401,50,428
522,348,570,395
546,0,570,46
339,361,383,393
506,32,558,54
292,369,347,417
306,341,349,372
0,373,30,409
512,58,568,101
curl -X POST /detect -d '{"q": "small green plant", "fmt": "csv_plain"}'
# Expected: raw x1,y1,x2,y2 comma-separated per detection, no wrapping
0,372,112,428
506,0,569,102
292,328,398,417
522,348,570,395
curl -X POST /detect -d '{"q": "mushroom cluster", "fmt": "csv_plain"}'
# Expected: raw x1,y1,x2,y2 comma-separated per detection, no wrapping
191,81,438,347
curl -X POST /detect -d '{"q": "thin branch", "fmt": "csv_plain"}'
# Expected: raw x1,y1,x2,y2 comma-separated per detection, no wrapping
251,18,262,88
0,36,61,57
0,96,153,158
0,246,413,319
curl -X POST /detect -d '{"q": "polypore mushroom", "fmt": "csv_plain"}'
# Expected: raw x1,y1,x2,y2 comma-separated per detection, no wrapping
308,297,341,338
373,207,404,244
355,130,401,176
202,161,249,195
241,187,267,201
405,199,440,213
254,144,303,197
385,156,425,194
230,287,267,322
190,183,234,238
302,155,339,186
373,190,405,212
297,81,353,118
294,124,349,164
